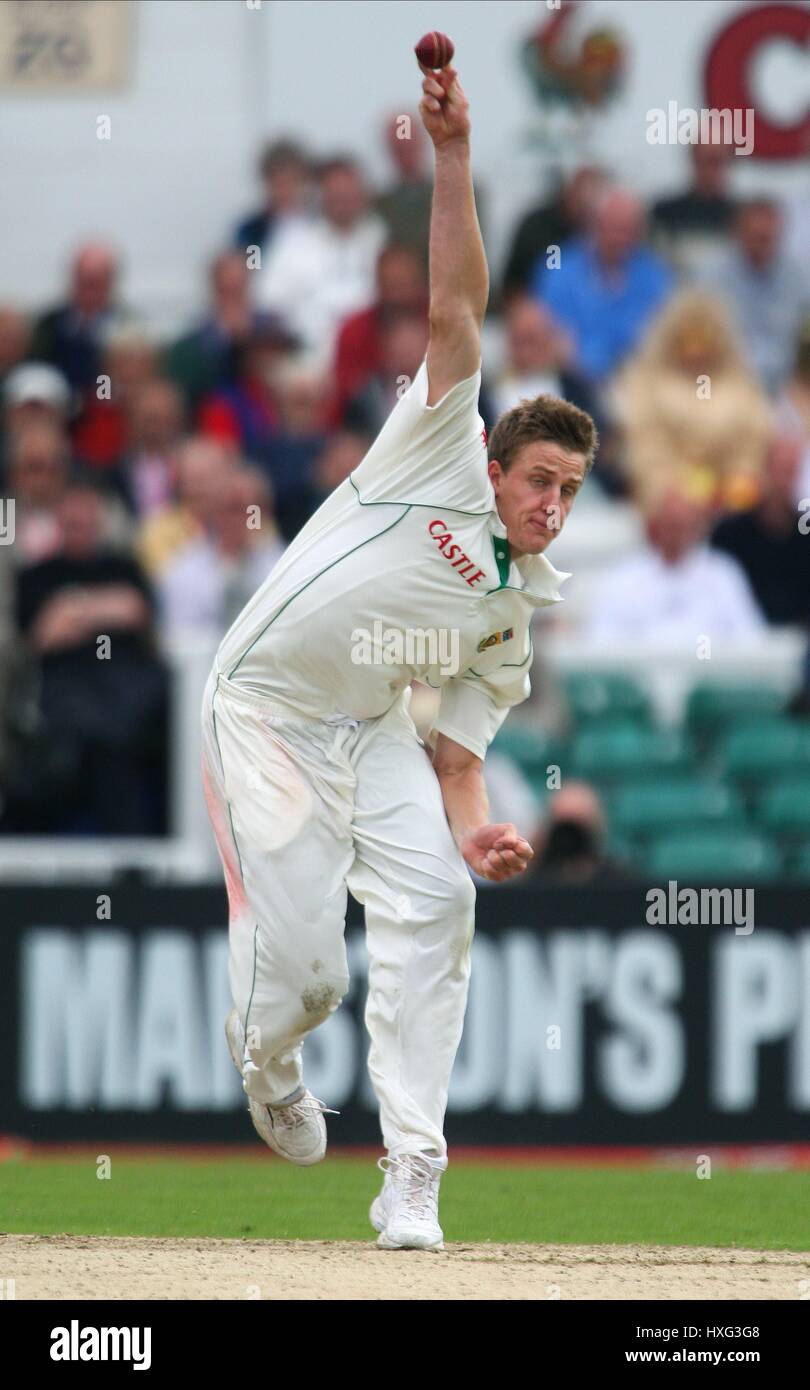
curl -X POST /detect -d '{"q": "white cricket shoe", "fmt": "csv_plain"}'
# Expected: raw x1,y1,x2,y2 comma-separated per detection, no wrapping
369,1166,391,1234
225,1008,333,1166
373,1153,446,1250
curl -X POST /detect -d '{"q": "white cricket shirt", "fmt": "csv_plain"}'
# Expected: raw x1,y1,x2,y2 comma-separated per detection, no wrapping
215,360,570,760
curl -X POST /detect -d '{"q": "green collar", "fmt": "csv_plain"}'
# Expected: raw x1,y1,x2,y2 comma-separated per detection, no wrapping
492,533,511,588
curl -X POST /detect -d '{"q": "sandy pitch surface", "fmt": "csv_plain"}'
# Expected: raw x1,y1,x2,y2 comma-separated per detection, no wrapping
5,1235,809,1300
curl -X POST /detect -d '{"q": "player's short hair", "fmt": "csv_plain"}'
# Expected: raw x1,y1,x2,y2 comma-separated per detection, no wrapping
487,395,598,475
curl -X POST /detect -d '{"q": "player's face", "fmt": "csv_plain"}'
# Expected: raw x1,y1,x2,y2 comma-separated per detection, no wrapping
489,441,586,557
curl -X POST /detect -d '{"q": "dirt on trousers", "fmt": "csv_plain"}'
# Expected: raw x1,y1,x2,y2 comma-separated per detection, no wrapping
4,1234,809,1300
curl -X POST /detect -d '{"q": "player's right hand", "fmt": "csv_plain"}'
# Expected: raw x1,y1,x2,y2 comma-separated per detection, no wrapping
418,64,470,148
461,822,534,882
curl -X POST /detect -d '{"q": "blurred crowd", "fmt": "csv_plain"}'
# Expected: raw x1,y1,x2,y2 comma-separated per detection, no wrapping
1,116,809,843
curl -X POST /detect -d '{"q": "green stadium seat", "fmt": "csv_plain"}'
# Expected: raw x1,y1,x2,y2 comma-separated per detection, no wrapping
524,771,558,806
716,719,810,783
606,831,643,870
609,778,746,840
686,683,785,742
755,779,810,840
490,725,560,779
788,844,810,881
564,672,651,727
571,722,693,781
645,830,782,882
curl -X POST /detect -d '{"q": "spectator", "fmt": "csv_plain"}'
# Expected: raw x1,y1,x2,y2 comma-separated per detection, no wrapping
198,313,298,460
30,242,124,392
585,484,765,644
165,252,260,410
159,467,284,637
532,187,673,387
651,140,735,276
784,136,810,299
331,243,428,423
137,436,234,579
374,112,434,263
534,781,630,886
501,165,607,305
775,314,810,502
706,198,810,396
6,423,70,566
610,288,772,512
72,325,160,471
256,155,388,366
0,305,31,392
344,310,429,438
9,419,133,562
263,355,330,541
711,434,810,627
12,479,168,834
0,536,14,776
311,429,373,503
1,361,71,486
489,297,602,460
232,138,313,259
119,379,186,519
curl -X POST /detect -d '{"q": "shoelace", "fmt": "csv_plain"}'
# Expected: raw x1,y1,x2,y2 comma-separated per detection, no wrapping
377,1153,442,1221
235,1020,339,1130
269,1094,340,1131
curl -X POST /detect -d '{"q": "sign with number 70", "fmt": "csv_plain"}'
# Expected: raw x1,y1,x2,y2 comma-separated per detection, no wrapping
0,0,132,91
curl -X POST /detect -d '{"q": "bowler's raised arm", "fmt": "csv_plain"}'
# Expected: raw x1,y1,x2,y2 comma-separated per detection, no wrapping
418,59,489,405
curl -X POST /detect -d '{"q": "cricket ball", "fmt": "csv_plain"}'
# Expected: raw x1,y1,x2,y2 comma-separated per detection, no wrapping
414,31,454,70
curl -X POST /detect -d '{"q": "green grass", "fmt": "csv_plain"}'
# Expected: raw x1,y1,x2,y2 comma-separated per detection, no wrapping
3,1156,809,1250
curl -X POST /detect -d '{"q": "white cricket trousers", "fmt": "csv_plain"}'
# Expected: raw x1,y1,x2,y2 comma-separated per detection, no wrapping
200,669,476,1163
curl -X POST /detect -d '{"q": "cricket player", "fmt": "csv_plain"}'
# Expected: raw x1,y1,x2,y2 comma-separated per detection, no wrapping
201,59,596,1250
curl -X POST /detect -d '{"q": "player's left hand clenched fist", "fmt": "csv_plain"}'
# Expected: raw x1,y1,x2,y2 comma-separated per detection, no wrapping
461,823,533,882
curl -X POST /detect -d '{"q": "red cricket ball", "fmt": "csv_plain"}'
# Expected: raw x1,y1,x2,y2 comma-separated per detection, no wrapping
414,31,454,70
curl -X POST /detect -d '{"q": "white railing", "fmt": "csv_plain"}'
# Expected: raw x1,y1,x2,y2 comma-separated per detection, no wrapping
541,630,807,726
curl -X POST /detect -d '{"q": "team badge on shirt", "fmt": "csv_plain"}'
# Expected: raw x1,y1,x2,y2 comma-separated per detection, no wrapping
477,627,514,653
